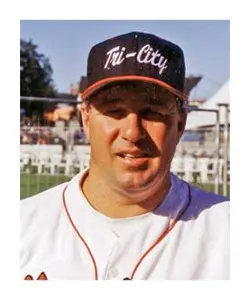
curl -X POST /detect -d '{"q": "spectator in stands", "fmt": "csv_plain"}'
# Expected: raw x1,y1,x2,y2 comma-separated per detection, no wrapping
31,114,41,126
20,115,31,127
44,108,55,126
37,135,46,145
53,104,75,127
20,132,31,144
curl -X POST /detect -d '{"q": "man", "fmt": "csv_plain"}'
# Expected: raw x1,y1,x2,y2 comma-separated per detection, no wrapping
20,32,229,280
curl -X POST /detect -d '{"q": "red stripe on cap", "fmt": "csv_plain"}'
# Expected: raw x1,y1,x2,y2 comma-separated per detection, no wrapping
81,75,188,101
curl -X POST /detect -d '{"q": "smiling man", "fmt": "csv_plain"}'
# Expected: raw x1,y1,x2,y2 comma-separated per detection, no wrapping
81,82,186,218
20,32,229,280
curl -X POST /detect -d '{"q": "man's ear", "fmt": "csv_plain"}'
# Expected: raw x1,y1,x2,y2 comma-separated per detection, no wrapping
80,102,90,141
177,111,187,144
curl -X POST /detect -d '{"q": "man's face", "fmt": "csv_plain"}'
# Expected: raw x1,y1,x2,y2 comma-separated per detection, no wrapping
81,82,186,194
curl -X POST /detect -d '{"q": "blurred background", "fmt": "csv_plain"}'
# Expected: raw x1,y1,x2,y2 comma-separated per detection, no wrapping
20,20,230,199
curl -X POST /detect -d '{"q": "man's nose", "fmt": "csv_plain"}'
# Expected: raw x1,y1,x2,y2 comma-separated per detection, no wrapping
120,113,146,143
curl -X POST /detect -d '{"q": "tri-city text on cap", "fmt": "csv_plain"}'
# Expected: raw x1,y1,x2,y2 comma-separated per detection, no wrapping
104,44,168,75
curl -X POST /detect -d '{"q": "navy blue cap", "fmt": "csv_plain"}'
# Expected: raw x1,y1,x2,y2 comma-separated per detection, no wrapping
82,31,187,101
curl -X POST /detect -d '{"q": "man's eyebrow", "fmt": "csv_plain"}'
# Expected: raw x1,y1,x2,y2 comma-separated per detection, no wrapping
148,97,175,107
94,92,175,106
96,97,123,106
148,99,166,106
101,98,166,106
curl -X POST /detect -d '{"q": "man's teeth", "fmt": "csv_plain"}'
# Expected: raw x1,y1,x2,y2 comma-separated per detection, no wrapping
123,154,146,158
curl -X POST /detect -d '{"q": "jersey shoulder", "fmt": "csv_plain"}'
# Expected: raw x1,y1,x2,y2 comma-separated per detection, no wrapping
20,182,68,236
21,182,68,211
184,183,229,222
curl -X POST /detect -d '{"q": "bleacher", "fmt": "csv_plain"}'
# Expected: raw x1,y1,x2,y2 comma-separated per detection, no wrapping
20,144,90,177
20,143,226,185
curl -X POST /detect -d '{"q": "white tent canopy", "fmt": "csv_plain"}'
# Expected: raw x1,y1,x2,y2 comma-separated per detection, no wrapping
185,79,230,130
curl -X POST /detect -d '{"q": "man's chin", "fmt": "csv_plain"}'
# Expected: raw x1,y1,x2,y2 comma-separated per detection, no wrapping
114,172,161,194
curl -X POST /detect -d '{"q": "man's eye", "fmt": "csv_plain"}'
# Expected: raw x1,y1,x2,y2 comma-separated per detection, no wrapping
141,108,164,119
106,109,125,117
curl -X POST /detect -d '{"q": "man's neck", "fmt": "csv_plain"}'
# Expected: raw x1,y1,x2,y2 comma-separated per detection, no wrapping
81,170,171,218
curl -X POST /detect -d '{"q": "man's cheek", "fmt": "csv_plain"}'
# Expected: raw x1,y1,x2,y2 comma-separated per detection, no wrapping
89,121,118,150
97,119,120,142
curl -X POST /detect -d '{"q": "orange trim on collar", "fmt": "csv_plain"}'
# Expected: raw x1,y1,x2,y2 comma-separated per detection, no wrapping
62,182,191,280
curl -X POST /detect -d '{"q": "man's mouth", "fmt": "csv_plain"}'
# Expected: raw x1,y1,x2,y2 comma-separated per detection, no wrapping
117,153,149,159
116,151,150,168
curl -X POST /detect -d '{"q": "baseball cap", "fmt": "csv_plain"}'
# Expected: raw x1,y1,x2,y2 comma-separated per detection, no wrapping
81,31,188,102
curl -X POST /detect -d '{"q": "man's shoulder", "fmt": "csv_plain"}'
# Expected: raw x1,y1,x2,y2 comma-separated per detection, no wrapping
20,171,86,233
190,183,228,199
185,183,229,221
20,182,68,229
21,182,68,210
170,173,229,221
172,173,229,205
190,183,229,206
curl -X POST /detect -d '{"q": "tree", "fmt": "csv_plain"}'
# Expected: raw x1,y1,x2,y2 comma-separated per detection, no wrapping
20,39,57,97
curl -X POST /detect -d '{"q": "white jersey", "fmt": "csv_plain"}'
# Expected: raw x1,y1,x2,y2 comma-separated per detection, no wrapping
20,169,229,280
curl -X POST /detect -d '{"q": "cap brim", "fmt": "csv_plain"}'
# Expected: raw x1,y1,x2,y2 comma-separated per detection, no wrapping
81,75,188,102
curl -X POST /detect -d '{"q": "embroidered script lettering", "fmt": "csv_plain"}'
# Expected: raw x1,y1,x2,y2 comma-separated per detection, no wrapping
137,45,168,75
104,46,126,69
104,44,168,75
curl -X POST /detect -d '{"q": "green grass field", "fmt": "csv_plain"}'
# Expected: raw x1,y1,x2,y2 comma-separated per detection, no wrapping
20,173,229,200
20,173,71,199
